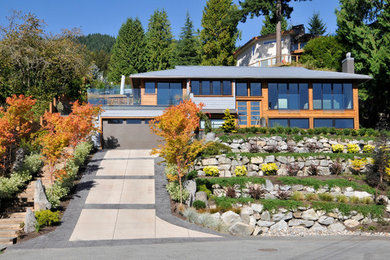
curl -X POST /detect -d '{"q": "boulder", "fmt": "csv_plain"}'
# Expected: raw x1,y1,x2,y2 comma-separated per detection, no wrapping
218,157,232,164
283,212,293,221
211,212,221,220
221,211,241,226
229,222,254,236
288,219,303,226
252,226,263,236
375,195,389,205
310,222,327,232
265,179,274,192
184,180,196,207
269,220,288,231
12,148,25,172
272,213,285,222
251,157,263,164
260,211,271,221
344,191,372,199
302,220,315,228
257,220,275,227
24,208,37,233
34,179,51,211
352,213,364,221
264,155,275,163
293,212,302,219
195,191,208,206
201,158,218,166
240,206,253,224
301,209,319,221
328,222,346,232
386,204,390,213
205,132,216,142
344,219,360,228
318,216,335,226
276,156,288,164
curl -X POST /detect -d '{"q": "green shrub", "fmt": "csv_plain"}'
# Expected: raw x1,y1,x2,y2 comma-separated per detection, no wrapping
23,153,43,175
291,127,300,134
284,127,292,134
198,184,212,197
35,210,60,227
275,126,284,134
221,109,237,133
186,170,198,180
350,196,360,204
234,165,247,176
193,200,206,210
164,164,178,180
361,197,373,204
342,129,351,136
305,193,318,201
166,182,190,202
314,128,322,135
336,194,349,203
268,127,277,134
363,144,375,153
0,171,32,199
46,182,69,209
291,191,305,201
258,127,267,134
204,166,220,177
351,129,359,136
201,142,232,157
366,128,376,137
318,193,334,202
329,127,337,135
306,128,315,135
73,142,93,166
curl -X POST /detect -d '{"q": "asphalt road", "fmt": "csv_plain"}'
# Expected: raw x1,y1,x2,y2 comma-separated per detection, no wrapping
2,236,390,260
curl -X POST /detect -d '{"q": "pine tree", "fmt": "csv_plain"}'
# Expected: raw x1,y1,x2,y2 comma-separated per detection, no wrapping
173,12,201,66
200,0,239,66
260,14,288,36
107,18,146,82
308,12,327,36
146,9,174,71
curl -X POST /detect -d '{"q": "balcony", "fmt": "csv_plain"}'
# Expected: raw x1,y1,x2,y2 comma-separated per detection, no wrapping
87,87,141,109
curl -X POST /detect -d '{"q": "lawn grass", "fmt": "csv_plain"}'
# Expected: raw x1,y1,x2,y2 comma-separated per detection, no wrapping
226,152,373,160
196,176,265,189
311,201,385,218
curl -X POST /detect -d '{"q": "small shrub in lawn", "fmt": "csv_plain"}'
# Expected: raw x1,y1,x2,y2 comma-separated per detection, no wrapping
183,208,199,223
305,193,318,201
204,166,220,177
287,163,299,176
330,162,343,175
249,143,260,153
332,144,344,153
248,186,265,199
350,196,361,204
336,195,349,203
198,184,212,197
308,164,320,176
329,127,337,135
351,129,359,136
291,127,300,134
23,153,43,175
342,128,351,136
347,144,360,153
166,182,190,202
218,200,233,210
268,127,277,134
366,128,377,137
186,170,198,180
284,127,292,135
226,187,236,198
358,128,367,136
318,193,334,202
314,128,322,135
361,197,373,204
363,144,375,153
275,126,284,134
261,163,278,175
35,210,60,228
258,127,267,134
201,142,232,157
306,128,315,135
277,191,290,200
234,165,247,176
193,200,206,210
291,191,305,201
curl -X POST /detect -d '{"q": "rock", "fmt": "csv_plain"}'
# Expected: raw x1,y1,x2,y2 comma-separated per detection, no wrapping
386,204,390,213
283,212,293,221
218,156,231,164
34,179,51,211
229,222,254,236
301,209,319,221
288,219,303,226
375,195,389,205
320,160,329,167
252,226,263,236
264,155,275,163
265,179,274,192
264,193,277,200
291,185,304,191
280,185,291,191
251,157,263,164
24,208,37,233
240,206,254,224
352,213,364,221
344,219,360,228
276,156,288,164
211,212,221,220
251,203,264,213
272,213,285,222
277,166,288,176
249,216,257,227
184,180,196,206
195,191,208,206
344,191,372,199
12,148,25,172
310,222,327,232
328,222,346,232
223,171,232,177
201,158,218,165
261,211,271,221
269,220,288,231
221,211,241,226
257,220,275,227
302,220,315,228
318,216,334,225
253,212,261,220
293,212,302,219
318,166,331,176
205,132,216,142
218,164,231,171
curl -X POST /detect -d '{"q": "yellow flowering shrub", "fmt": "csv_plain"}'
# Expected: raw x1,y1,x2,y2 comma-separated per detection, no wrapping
204,166,219,177
350,158,367,173
332,144,344,153
234,165,247,176
386,161,390,177
261,163,278,175
363,144,375,153
347,144,360,154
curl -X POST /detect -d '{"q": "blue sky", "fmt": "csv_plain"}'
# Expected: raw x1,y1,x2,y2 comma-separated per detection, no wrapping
0,0,340,47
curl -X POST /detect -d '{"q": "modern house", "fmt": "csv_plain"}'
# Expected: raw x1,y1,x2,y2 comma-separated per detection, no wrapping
90,55,371,149
234,25,314,67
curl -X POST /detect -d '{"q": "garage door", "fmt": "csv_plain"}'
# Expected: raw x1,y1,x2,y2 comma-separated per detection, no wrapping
102,118,160,149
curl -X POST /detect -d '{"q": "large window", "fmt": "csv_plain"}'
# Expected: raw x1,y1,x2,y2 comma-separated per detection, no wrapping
145,82,155,94
191,80,231,96
314,118,354,128
157,82,182,106
268,83,308,110
269,118,309,128
236,81,262,97
313,83,353,110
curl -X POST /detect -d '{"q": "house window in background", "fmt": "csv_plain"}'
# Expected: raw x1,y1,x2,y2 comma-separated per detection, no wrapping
268,83,308,110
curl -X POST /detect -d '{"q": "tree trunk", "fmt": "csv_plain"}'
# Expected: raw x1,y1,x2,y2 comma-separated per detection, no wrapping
276,0,282,65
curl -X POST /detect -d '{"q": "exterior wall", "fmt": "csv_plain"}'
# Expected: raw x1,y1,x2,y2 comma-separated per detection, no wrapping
236,36,291,67
192,96,236,110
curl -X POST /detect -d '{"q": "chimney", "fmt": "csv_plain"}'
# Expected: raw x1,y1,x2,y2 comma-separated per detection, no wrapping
342,52,354,74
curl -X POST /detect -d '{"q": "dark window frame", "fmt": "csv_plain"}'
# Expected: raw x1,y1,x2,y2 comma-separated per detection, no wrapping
313,83,353,110
144,81,156,94
268,82,309,110
191,80,232,96
268,118,309,128
314,118,354,129
236,81,262,97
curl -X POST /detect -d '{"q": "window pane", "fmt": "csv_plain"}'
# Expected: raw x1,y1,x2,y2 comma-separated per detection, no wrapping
170,82,182,105
126,119,142,124
222,81,232,95
299,83,309,109
107,119,123,124
335,118,354,128
145,82,155,94
236,82,248,96
333,83,343,109
211,119,224,128
212,81,221,95
313,83,322,109
290,119,309,128
278,83,288,109
322,83,332,109
202,81,211,95
314,118,333,128
250,82,262,96
288,83,299,110
191,81,200,95
157,82,170,105
269,119,288,127
268,83,278,109
344,83,353,109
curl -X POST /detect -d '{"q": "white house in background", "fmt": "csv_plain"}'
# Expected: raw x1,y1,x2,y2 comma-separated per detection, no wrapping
234,25,314,67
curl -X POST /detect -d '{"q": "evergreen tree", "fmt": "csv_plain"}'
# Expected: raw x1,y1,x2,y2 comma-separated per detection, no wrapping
146,9,174,71
173,12,201,66
260,13,288,35
200,0,239,66
308,12,327,36
337,0,390,128
107,18,146,82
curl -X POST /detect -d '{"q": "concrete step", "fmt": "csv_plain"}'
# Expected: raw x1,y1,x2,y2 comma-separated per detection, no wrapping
0,237,17,245
0,230,19,237
8,212,26,219
0,224,22,230
0,218,24,224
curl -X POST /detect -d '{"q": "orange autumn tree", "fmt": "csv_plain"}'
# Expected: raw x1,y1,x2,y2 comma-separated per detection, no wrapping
150,99,205,204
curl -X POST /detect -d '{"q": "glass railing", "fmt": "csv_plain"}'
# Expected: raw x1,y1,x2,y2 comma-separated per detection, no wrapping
87,86,141,107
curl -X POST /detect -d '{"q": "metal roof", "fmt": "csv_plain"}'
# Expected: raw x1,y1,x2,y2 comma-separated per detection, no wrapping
130,66,371,82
